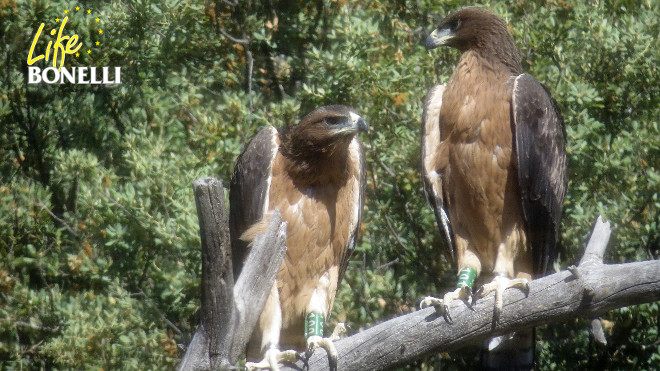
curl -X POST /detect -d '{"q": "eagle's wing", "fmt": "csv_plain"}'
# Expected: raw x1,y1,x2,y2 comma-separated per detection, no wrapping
512,74,568,275
229,126,279,279
421,83,455,262
337,138,366,285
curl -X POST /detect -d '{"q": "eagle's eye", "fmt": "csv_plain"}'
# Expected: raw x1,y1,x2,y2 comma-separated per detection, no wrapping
448,18,461,31
325,116,347,126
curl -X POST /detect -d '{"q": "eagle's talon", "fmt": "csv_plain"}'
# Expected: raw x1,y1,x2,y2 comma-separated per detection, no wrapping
305,335,321,358
420,296,451,322
245,347,299,371
443,305,452,323
493,303,502,322
420,286,472,323
478,276,530,321
305,336,339,370
461,286,474,309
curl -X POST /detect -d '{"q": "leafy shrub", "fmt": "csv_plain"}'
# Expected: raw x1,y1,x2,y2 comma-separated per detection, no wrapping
1,0,657,369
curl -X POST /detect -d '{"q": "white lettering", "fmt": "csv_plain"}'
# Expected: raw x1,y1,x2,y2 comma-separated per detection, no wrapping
25,66,122,85
77,67,89,84
102,67,109,83
90,67,102,84
28,66,41,83
60,67,75,84
42,67,58,84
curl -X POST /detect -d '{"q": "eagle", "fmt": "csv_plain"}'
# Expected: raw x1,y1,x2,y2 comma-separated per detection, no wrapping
229,105,367,370
420,7,567,369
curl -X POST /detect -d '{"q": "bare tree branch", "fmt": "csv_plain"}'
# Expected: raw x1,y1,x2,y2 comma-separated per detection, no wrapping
227,211,287,362
178,186,658,371
279,216,660,371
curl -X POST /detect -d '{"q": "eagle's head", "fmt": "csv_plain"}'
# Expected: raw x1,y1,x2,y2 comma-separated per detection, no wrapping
295,105,368,142
426,7,521,72
283,105,367,154
281,105,367,183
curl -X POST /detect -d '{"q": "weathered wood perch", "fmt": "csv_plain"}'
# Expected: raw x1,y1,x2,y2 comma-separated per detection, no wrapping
178,178,287,370
279,216,660,370
178,185,659,370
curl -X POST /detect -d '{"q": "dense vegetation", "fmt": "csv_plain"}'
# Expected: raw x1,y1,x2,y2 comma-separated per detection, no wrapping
1,0,658,369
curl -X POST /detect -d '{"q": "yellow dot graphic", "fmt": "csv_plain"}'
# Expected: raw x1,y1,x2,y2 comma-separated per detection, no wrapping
99,29,103,34
56,18,60,22
87,9,91,14
96,41,100,46
87,49,91,54
75,6,79,11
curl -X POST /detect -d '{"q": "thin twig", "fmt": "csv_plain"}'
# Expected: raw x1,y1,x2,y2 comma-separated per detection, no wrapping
219,28,249,45
246,48,254,134
35,202,78,237
21,339,45,355
11,320,60,333
375,257,400,270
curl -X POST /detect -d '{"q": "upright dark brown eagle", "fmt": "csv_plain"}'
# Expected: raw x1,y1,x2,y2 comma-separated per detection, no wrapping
420,7,567,370
230,105,367,370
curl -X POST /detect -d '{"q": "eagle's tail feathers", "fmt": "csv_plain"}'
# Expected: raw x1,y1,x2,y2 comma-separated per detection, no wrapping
480,328,535,371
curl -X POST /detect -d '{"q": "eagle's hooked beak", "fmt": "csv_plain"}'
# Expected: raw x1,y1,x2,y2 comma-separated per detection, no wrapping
350,112,369,134
328,112,368,136
332,111,368,135
351,115,369,133
426,27,454,50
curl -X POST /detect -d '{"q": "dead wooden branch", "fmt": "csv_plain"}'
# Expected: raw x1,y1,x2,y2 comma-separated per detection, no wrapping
179,187,658,371
280,216,660,370
178,178,287,370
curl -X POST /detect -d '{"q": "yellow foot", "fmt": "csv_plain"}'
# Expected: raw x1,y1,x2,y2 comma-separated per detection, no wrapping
475,275,530,321
245,347,299,371
420,285,472,323
306,335,340,370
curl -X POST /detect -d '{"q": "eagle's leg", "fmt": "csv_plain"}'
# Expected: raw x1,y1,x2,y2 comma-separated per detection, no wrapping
475,272,530,320
304,315,346,371
245,284,300,371
303,273,340,370
304,317,346,353
420,266,477,323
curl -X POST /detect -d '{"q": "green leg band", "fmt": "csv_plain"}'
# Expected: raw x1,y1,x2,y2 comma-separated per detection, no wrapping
304,312,324,339
457,267,477,289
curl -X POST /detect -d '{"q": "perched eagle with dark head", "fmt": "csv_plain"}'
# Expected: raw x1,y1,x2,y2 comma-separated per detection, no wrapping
230,105,367,370
420,7,567,370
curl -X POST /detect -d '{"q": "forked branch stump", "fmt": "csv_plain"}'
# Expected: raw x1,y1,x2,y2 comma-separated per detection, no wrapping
178,178,287,370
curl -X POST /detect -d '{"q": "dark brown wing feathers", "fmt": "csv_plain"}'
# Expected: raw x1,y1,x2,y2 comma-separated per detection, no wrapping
512,74,568,275
229,126,278,279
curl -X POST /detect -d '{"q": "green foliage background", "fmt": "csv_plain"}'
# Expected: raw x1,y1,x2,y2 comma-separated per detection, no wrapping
1,0,658,369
